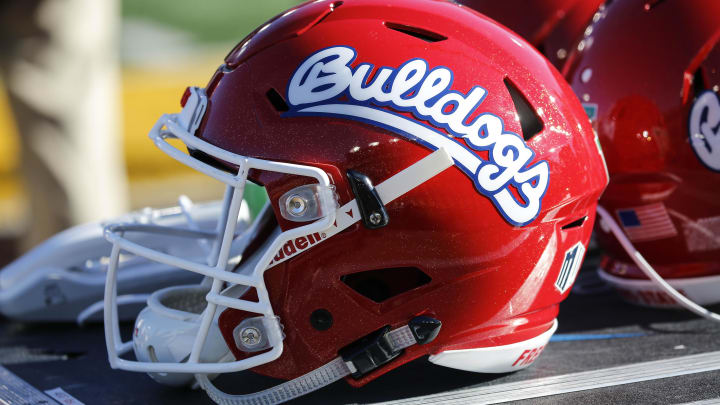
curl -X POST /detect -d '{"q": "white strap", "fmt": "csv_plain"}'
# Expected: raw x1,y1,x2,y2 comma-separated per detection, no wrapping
196,325,417,405
597,205,720,322
386,325,417,351
268,147,454,268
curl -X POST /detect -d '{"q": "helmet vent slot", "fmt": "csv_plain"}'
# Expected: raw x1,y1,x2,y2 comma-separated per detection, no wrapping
341,267,431,303
561,216,587,230
504,78,544,141
643,0,667,11
384,22,447,43
299,2,343,36
266,88,289,112
692,68,707,99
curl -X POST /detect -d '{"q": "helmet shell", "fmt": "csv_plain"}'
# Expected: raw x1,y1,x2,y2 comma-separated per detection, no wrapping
195,0,607,385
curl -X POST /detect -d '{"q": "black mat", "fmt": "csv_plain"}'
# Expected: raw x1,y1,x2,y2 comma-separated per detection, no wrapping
1,254,719,405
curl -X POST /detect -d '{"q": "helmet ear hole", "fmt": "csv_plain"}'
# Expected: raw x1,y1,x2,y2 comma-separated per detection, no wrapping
504,78,544,141
341,267,431,303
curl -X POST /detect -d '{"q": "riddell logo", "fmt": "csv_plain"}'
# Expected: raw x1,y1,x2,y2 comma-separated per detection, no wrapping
268,232,326,265
512,344,547,367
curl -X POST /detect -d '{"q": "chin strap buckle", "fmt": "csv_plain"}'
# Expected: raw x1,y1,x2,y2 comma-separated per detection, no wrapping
339,326,401,379
195,316,441,405
346,170,389,229
339,316,442,379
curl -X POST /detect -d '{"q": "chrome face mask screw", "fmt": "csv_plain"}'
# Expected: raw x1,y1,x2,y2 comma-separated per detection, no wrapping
286,195,308,217
369,212,382,225
240,326,262,347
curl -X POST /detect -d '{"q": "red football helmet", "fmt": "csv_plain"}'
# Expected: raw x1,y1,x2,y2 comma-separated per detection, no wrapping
102,0,607,403
456,0,604,69
566,0,720,313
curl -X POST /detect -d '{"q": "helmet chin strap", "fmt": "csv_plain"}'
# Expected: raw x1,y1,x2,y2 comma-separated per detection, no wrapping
189,149,455,404
597,205,720,322
144,148,454,404
194,325,419,405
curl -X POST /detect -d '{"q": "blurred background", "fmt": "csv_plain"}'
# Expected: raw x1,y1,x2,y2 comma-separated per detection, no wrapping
0,0,299,264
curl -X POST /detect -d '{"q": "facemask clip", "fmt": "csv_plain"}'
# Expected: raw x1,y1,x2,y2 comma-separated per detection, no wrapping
233,316,284,353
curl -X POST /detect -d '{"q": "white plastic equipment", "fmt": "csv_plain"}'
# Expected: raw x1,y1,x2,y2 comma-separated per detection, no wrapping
0,197,250,323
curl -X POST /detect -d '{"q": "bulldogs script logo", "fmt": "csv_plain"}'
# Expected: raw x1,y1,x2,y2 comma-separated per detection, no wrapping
689,90,720,172
285,46,549,226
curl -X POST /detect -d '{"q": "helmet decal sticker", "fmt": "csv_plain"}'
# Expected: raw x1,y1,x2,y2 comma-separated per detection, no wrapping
616,203,678,242
582,102,598,122
285,46,549,226
555,241,585,293
689,90,720,172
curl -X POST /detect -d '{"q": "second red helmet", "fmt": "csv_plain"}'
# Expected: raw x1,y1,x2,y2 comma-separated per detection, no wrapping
566,0,720,310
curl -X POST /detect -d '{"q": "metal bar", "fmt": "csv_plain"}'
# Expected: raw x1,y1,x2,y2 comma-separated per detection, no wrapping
373,351,720,404
0,365,58,405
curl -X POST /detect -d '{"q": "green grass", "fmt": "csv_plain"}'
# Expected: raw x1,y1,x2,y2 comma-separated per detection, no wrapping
122,0,302,43
244,183,269,219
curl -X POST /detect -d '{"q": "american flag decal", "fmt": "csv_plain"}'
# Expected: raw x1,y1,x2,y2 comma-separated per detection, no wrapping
555,242,585,293
616,203,677,242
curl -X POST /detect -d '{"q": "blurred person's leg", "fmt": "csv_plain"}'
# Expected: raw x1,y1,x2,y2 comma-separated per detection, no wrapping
0,0,128,251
